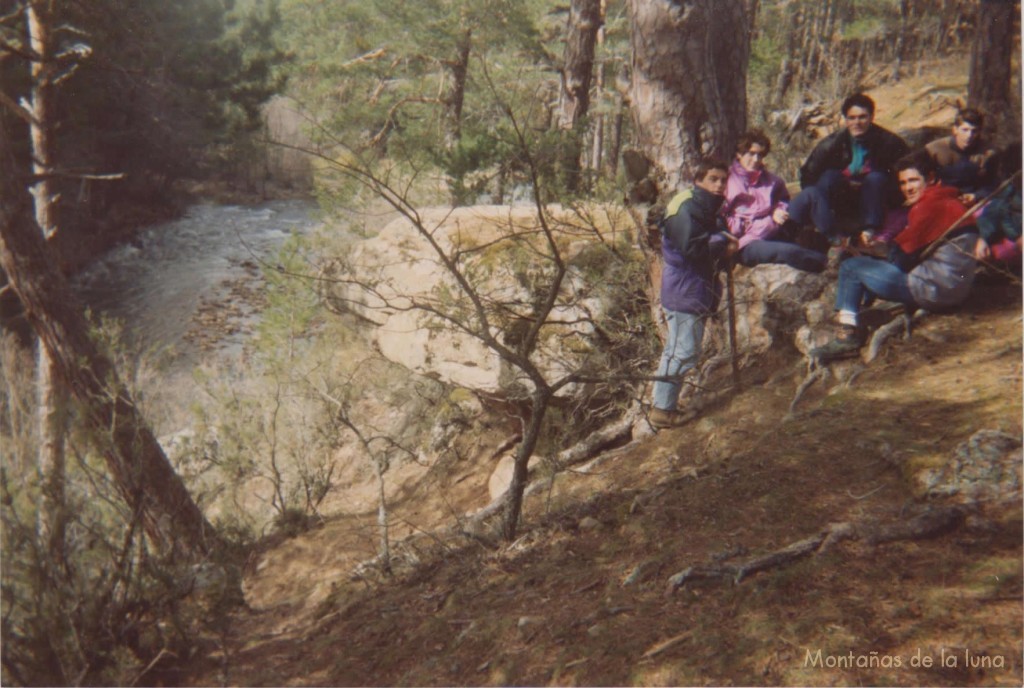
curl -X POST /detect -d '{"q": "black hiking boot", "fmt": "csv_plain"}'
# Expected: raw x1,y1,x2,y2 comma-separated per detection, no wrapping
810,325,865,362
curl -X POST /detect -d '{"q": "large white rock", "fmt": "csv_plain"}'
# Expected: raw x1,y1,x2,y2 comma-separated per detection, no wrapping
329,204,636,395
730,263,833,354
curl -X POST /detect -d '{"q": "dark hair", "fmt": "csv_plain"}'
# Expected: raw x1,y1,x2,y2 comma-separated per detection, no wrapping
841,93,876,117
734,130,772,156
954,107,985,129
895,151,937,179
693,157,729,182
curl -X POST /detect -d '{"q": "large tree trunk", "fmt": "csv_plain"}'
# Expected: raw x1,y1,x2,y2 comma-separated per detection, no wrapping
557,0,603,192
443,27,472,150
968,0,1017,135
0,136,220,558
626,0,751,191
26,0,69,558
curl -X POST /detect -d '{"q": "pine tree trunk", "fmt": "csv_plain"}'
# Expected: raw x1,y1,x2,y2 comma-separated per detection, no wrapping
557,0,603,192
626,0,751,191
589,2,608,177
444,28,472,150
26,0,69,559
968,0,1016,130
0,139,220,557
892,0,909,81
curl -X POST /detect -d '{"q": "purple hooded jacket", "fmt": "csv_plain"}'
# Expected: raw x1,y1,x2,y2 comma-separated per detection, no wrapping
722,160,791,249
660,186,729,314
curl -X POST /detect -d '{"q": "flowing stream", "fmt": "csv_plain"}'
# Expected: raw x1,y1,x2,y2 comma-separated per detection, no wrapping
73,199,322,426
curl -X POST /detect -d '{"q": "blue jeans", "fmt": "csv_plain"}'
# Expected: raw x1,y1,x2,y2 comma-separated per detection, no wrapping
738,239,827,273
811,168,892,231
652,309,705,411
835,257,916,320
788,185,836,238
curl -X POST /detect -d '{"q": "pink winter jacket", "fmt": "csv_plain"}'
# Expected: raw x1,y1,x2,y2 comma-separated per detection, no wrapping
722,160,791,249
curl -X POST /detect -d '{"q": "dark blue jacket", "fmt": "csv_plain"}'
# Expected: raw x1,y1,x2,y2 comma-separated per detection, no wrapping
660,186,728,314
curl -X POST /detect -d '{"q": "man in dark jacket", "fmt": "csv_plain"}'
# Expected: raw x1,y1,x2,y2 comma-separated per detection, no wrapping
789,93,909,244
924,107,996,204
649,159,737,430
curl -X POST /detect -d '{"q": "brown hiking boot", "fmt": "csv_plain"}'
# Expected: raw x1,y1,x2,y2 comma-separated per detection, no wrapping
649,407,695,430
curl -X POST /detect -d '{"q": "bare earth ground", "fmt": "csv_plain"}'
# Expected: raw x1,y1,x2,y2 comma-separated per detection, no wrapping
180,274,1023,688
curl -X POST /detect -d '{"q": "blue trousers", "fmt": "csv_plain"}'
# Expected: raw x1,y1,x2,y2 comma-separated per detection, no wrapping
652,309,705,411
792,169,893,237
835,257,915,321
738,239,827,273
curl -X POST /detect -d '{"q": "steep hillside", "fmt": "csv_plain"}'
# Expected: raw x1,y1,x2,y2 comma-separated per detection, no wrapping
181,271,1022,687
175,52,1024,688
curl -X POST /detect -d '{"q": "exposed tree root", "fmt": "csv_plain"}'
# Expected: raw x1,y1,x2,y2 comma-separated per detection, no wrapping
789,364,828,413
866,308,927,362
666,505,965,594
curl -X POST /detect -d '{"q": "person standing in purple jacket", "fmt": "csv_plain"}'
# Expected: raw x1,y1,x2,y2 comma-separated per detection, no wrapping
723,130,827,272
649,159,738,430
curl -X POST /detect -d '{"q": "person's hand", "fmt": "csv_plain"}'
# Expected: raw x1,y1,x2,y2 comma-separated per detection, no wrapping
974,238,991,260
960,193,977,205
772,207,789,225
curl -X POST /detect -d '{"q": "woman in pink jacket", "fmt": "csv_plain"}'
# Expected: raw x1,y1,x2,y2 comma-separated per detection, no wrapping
723,130,827,272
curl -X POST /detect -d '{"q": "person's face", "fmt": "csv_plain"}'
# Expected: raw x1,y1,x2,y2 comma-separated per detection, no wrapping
696,168,728,196
952,121,979,150
898,167,930,205
737,143,768,172
844,105,873,137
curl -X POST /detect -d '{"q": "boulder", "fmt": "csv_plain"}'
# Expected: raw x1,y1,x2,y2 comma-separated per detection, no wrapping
326,204,636,395
917,429,1023,505
730,263,833,354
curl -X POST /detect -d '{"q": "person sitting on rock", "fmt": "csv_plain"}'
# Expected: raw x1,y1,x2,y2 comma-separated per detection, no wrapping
649,159,738,430
925,107,997,205
974,142,1022,267
811,152,979,361
721,130,827,273
794,93,910,247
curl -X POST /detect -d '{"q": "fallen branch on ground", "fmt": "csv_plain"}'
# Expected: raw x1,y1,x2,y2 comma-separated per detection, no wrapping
665,506,965,594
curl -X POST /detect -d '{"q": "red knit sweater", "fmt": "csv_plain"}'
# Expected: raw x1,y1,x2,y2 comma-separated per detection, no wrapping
894,183,971,255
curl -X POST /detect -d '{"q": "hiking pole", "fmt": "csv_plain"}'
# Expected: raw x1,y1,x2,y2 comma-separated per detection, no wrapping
919,170,1021,261
725,256,740,387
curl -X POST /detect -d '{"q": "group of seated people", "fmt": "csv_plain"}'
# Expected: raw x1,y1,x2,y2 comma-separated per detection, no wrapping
647,93,1021,430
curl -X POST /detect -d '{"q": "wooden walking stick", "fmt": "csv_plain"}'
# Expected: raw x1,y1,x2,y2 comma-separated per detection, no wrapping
725,256,740,387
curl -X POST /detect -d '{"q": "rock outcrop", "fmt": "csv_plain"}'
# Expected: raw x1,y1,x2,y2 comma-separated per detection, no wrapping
324,204,638,395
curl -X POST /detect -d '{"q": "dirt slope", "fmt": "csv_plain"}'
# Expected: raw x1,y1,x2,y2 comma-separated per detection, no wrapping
180,272,1022,687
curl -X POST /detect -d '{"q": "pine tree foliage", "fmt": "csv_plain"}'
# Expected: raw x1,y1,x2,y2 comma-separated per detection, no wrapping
0,0,287,245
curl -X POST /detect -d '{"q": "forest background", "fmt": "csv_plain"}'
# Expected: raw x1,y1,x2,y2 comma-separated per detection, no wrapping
0,0,1021,685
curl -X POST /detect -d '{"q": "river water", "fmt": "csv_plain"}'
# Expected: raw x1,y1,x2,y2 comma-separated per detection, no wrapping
74,199,322,363
71,200,323,430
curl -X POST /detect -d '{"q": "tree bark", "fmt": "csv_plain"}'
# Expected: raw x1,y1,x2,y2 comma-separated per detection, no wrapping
0,135,220,558
626,0,751,191
968,0,1017,132
502,389,550,541
25,0,69,559
443,27,472,150
557,0,603,192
